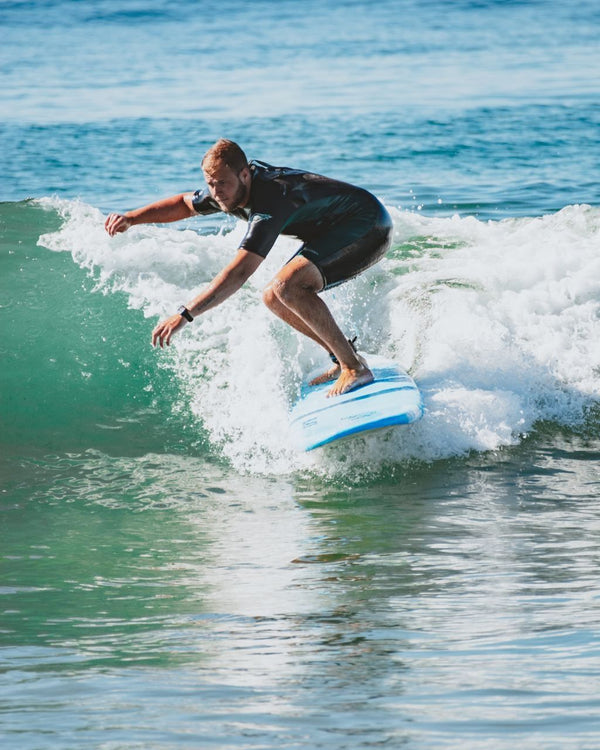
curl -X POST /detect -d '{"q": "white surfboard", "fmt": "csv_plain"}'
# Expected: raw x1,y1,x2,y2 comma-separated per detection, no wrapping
290,354,423,451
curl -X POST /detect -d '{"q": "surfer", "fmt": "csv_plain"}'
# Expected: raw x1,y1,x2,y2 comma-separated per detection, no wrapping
105,139,393,396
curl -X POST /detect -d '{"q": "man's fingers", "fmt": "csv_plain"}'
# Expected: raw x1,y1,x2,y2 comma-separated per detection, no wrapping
152,316,183,348
157,329,168,348
151,324,165,348
104,213,130,236
105,214,117,235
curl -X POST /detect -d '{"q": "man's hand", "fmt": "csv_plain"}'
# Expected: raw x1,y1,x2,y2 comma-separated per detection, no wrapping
105,213,132,236
152,314,187,348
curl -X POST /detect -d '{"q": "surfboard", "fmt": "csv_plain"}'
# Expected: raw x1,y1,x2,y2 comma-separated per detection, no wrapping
289,354,424,451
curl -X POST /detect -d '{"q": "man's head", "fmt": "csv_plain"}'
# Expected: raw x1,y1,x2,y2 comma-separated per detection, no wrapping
202,139,251,213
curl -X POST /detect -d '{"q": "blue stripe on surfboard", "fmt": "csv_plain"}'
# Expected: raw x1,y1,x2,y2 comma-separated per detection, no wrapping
300,412,421,451
289,384,419,428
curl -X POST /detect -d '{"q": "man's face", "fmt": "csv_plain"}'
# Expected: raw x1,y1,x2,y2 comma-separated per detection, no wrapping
203,161,250,213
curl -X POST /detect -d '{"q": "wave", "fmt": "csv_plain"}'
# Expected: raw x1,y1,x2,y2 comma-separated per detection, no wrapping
35,197,600,475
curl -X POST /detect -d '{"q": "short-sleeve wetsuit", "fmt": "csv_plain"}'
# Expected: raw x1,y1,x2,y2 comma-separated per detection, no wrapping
191,160,393,289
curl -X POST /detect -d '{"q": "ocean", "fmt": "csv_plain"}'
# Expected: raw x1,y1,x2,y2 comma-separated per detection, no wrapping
2,0,600,747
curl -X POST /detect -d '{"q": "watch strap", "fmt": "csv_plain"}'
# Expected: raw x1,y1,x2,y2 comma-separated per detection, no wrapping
177,305,194,322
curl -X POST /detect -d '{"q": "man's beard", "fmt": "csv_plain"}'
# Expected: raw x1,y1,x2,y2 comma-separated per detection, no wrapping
219,179,247,213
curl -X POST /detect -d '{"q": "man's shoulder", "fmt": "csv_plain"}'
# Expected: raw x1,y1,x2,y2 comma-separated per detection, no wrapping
250,160,309,182
250,159,359,195
191,188,220,215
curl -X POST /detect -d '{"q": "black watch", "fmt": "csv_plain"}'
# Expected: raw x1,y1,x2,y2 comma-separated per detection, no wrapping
177,305,194,323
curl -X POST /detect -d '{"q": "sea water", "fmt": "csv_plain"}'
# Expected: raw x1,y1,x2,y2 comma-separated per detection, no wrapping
2,0,600,748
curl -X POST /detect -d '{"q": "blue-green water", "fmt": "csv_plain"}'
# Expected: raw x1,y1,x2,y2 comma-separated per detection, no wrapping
2,1,600,747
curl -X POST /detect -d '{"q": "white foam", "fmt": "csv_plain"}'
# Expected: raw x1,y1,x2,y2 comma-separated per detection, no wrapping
38,198,600,474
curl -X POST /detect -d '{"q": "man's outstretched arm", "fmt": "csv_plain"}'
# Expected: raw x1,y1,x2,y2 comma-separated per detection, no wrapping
151,249,264,348
105,193,196,236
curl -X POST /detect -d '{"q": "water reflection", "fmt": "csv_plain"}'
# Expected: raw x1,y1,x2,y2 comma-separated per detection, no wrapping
3,438,600,746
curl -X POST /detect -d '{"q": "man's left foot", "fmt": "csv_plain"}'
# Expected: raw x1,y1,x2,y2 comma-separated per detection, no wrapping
327,365,373,397
309,363,341,386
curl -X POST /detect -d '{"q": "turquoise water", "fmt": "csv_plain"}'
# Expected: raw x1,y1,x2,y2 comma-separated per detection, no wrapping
2,0,600,747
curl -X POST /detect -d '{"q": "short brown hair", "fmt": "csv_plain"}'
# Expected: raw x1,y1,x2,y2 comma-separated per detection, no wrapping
202,139,248,174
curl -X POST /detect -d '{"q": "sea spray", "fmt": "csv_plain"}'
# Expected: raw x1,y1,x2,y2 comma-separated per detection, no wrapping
38,198,600,474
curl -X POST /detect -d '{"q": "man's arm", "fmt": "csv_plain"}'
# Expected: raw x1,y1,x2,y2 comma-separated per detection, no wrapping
105,193,197,236
151,248,264,348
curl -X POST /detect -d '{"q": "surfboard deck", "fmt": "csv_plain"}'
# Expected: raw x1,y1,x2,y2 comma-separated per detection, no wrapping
289,354,423,451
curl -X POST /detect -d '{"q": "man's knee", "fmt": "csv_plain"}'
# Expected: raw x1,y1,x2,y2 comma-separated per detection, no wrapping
263,263,322,309
262,279,285,309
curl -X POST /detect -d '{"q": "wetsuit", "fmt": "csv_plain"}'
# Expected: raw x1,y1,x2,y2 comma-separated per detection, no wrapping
191,160,393,289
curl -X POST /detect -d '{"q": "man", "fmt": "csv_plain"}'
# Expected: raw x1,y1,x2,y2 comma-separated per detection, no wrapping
105,139,392,396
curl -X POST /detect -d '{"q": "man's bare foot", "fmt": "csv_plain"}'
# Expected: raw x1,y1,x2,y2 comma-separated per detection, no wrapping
309,363,341,386
327,364,373,397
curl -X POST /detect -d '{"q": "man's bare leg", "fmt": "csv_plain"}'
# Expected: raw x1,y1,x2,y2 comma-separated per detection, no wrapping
262,257,373,396
261,290,342,384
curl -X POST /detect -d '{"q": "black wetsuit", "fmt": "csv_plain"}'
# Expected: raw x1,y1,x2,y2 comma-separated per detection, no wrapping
191,160,392,289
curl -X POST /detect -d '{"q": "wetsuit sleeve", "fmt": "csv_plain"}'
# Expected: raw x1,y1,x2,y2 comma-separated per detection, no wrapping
191,188,221,215
239,211,290,258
